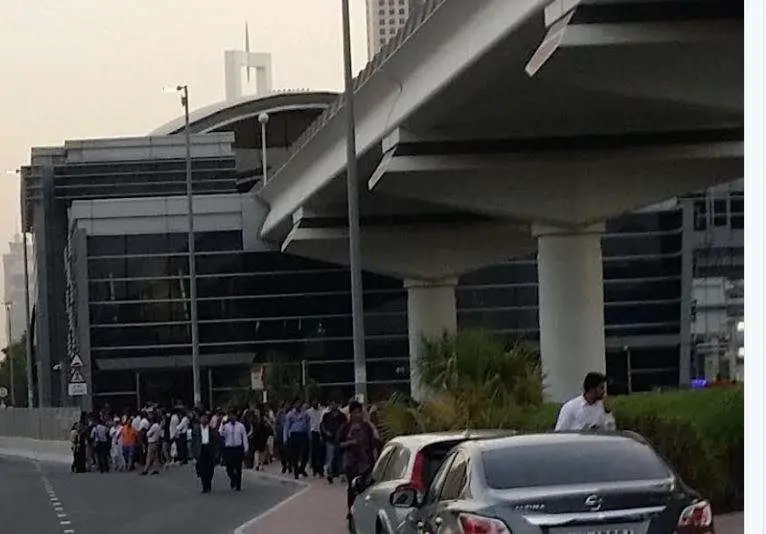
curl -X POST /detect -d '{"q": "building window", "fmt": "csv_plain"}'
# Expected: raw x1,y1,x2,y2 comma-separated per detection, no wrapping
713,199,728,227
693,200,707,231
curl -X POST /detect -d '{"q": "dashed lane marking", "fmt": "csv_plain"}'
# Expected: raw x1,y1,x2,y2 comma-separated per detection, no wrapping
34,461,76,534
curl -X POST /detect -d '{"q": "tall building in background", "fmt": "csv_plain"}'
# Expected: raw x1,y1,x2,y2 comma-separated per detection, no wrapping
2,234,35,344
366,0,421,58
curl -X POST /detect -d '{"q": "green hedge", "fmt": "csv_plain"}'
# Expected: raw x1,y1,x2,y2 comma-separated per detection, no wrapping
519,387,743,513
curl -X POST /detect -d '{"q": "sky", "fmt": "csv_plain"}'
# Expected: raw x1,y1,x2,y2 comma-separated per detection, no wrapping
0,0,369,341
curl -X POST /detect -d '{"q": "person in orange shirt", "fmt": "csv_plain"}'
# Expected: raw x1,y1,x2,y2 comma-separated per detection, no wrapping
121,419,139,471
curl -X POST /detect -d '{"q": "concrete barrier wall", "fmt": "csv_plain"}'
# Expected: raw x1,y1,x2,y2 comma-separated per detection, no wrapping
0,407,81,441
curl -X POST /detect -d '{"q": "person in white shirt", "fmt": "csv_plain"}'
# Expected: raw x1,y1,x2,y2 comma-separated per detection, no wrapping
131,414,142,432
109,418,125,471
219,410,249,491
306,401,326,477
555,372,616,432
169,411,180,463
176,411,191,465
141,415,163,475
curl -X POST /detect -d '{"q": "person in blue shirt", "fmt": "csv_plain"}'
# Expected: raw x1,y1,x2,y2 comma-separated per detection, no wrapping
284,398,310,479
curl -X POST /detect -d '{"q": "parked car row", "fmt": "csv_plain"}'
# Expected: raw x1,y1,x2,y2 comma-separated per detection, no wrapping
351,431,715,534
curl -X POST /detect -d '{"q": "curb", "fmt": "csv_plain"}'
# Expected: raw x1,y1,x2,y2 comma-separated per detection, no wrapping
234,470,311,534
0,448,71,465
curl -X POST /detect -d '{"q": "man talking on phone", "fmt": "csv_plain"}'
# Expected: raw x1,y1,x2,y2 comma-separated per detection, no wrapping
555,372,616,432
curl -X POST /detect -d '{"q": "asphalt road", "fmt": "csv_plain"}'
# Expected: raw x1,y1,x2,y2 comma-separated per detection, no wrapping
0,456,297,534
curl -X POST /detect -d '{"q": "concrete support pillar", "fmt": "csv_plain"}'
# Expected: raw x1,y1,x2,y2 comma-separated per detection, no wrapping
405,278,458,401
533,224,606,403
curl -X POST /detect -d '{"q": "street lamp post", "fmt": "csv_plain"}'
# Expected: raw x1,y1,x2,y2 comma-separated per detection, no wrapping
3,301,14,405
341,0,368,402
21,231,33,407
168,85,202,407
258,113,269,182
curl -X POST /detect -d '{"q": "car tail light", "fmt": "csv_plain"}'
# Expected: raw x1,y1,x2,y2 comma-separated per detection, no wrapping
410,450,426,492
677,500,713,532
458,513,510,534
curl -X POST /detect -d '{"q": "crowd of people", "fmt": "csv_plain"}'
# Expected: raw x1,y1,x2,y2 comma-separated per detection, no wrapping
69,396,381,517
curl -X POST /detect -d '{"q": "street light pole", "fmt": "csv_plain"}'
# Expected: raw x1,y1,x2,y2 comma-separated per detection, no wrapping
177,85,202,407
3,301,14,406
258,113,269,182
341,0,367,402
21,231,33,408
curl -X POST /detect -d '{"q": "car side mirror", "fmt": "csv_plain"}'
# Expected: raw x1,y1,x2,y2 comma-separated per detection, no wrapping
389,486,421,508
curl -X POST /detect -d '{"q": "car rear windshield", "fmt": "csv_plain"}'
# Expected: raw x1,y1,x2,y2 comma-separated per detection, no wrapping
482,439,672,489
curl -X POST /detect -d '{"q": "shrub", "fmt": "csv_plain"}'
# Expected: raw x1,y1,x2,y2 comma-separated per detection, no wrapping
519,387,743,513
379,331,544,440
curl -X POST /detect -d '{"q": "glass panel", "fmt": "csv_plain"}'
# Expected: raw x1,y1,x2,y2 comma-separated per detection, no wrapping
457,285,538,308
603,256,681,279
461,260,538,285
604,279,681,302
602,233,682,257
605,302,680,325
90,301,190,324
459,308,539,330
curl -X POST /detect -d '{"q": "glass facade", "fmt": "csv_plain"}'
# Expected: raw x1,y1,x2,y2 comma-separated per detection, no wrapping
89,206,685,406
458,209,684,394
87,231,410,406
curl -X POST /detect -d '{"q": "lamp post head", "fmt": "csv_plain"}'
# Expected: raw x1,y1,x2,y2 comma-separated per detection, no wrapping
258,112,270,125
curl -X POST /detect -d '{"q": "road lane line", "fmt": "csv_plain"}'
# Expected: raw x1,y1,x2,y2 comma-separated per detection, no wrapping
233,480,310,534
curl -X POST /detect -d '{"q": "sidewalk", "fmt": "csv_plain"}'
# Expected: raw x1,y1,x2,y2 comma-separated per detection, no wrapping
238,463,348,534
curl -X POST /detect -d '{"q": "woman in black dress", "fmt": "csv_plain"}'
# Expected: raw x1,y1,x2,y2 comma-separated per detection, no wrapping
252,410,273,471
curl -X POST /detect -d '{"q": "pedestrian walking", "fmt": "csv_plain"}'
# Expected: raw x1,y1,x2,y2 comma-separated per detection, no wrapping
306,400,326,477
555,371,616,432
176,409,191,465
338,401,380,523
275,402,291,474
121,418,139,471
141,415,163,475
70,415,89,474
191,413,220,494
220,409,248,491
320,399,347,484
109,417,126,471
90,417,111,473
251,410,272,471
284,399,310,480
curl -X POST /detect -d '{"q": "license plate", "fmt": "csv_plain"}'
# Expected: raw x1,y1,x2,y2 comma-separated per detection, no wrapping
550,523,642,534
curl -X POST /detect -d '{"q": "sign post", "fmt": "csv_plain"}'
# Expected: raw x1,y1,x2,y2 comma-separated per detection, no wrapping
67,354,87,397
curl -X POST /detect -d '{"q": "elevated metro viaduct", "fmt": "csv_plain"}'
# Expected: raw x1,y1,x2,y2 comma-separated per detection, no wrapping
254,0,744,401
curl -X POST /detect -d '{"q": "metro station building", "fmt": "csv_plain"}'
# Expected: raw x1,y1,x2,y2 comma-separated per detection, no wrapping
21,91,743,409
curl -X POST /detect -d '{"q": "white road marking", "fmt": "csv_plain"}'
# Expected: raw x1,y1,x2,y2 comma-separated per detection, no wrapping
35,461,77,534
233,479,311,534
